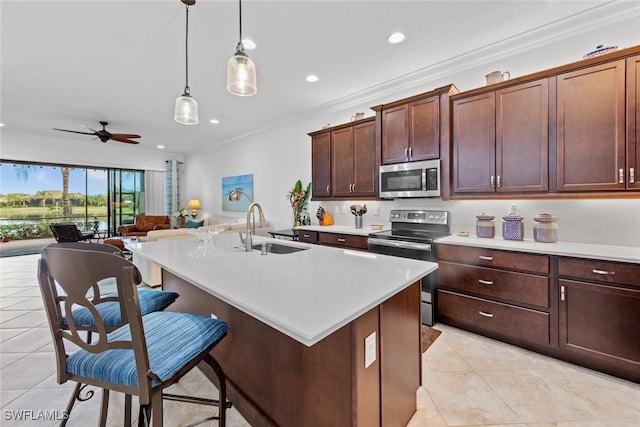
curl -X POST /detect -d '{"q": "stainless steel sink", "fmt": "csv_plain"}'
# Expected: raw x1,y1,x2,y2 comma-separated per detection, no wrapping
251,242,308,254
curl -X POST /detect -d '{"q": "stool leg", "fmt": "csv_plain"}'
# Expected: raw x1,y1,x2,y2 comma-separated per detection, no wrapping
98,389,109,427
124,394,132,426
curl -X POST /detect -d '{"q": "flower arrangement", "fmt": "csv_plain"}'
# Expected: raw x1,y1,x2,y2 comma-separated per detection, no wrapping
174,208,188,219
287,180,311,226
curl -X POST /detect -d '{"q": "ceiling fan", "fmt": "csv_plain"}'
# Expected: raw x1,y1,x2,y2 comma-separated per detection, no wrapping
53,121,141,144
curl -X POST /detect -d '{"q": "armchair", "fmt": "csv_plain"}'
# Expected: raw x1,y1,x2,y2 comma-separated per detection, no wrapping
118,215,170,237
50,223,94,243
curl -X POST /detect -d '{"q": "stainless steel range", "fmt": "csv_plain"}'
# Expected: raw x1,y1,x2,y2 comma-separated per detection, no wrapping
367,209,450,326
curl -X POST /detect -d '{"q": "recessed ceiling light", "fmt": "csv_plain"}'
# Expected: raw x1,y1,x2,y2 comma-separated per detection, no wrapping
210,119,220,124
387,32,406,44
157,145,165,149
242,39,256,50
0,123,5,127
306,74,319,83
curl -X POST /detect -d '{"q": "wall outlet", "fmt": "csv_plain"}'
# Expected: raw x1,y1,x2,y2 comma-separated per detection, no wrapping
334,205,340,214
373,205,380,216
364,332,376,368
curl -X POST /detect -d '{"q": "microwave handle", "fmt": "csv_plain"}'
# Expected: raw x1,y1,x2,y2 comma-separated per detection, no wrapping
422,167,427,191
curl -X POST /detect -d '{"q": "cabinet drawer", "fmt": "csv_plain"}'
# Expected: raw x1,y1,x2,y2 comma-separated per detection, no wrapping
558,257,640,287
298,230,318,243
438,262,549,308
318,232,368,250
437,244,549,274
437,289,550,346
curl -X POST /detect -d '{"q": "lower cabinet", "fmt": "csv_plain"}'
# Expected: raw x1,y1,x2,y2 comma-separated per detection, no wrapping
298,229,368,251
558,257,640,375
436,243,640,383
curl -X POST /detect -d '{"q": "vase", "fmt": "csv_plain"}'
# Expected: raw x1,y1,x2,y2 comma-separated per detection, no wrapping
178,217,186,228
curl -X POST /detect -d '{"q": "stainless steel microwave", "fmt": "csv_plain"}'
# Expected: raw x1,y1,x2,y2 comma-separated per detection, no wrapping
379,160,441,198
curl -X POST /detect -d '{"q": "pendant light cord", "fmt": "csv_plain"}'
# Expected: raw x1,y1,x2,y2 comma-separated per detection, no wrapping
184,3,190,94
237,0,243,51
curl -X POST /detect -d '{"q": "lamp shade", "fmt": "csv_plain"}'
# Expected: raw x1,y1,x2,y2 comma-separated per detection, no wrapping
187,198,201,210
174,94,198,125
227,52,257,96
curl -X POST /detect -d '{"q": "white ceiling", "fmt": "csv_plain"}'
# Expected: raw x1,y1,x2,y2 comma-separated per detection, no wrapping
1,1,638,158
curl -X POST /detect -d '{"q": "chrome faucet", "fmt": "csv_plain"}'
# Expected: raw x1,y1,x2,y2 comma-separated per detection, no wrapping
244,202,265,252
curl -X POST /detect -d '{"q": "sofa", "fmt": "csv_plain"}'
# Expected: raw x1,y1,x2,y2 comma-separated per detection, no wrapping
118,215,171,238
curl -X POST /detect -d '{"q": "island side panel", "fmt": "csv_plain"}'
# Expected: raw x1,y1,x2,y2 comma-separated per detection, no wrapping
162,269,381,427
380,281,421,427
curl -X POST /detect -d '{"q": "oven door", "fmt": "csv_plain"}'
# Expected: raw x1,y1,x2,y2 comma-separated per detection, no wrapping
368,237,436,325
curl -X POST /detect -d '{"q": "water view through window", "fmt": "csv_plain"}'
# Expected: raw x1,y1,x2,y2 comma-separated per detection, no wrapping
0,161,144,240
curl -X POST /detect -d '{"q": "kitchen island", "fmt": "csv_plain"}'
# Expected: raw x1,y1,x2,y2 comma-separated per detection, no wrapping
129,233,437,427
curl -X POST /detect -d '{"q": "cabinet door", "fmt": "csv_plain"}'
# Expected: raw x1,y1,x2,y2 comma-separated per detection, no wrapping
628,55,640,190
559,279,640,372
311,133,332,198
381,105,409,164
496,79,549,193
408,96,440,161
352,121,377,197
331,127,354,197
452,92,496,193
557,60,626,191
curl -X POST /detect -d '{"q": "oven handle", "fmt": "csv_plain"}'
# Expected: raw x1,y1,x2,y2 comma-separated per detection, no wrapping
368,238,432,252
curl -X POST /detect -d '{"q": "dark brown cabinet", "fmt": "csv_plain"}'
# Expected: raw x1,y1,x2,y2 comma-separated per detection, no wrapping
311,132,331,198
628,55,640,190
556,60,627,191
299,229,368,251
558,257,640,375
309,118,378,200
331,120,377,198
371,85,457,198
452,79,549,194
436,244,552,347
379,96,440,164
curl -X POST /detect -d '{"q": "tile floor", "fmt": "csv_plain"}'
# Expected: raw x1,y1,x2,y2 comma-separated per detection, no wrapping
2,254,639,426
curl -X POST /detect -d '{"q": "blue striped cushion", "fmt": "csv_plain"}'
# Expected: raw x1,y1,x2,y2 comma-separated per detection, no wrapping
65,289,179,328
66,312,228,387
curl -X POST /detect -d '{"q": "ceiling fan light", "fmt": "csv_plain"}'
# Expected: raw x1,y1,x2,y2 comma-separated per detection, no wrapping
227,50,257,96
174,93,199,125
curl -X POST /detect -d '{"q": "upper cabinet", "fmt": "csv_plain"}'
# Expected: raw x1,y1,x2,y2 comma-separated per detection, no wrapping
627,55,640,190
556,60,626,191
452,79,549,194
450,45,640,198
311,132,331,198
309,117,378,200
373,85,458,165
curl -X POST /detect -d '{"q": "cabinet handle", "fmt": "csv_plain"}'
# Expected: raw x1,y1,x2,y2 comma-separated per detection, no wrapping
302,234,311,238
619,168,624,184
496,175,501,188
631,168,635,184
337,238,346,242
478,279,494,285
592,268,615,276
490,175,495,188
404,148,409,158
352,183,356,192
408,147,413,157
561,285,565,301
326,185,330,193
478,255,494,261
478,310,494,318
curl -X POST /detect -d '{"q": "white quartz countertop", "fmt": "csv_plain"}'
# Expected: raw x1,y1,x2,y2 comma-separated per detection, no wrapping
298,224,389,236
130,233,436,346
436,235,640,264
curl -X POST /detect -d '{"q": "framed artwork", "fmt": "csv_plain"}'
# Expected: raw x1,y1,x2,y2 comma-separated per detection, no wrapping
222,174,254,212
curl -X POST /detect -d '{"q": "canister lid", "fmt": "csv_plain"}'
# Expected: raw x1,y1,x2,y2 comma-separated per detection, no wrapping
534,213,556,222
502,215,523,221
476,213,495,220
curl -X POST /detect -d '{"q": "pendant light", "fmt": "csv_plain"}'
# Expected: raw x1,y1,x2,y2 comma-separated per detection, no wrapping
174,0,198,125
227,0,257,96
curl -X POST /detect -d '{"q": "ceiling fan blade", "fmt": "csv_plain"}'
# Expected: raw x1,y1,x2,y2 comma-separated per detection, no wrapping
53,128,96,136
111,133,141,139
110,135,140,144
81,124,98,133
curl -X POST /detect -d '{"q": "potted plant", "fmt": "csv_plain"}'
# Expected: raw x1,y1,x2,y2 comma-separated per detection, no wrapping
287,180,311,228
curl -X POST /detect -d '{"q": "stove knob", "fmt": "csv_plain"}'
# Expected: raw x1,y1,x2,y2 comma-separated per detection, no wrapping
428,215,434,220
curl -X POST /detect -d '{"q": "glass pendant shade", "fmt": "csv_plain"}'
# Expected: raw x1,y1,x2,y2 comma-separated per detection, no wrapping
227,50,257,96
174,92,198,125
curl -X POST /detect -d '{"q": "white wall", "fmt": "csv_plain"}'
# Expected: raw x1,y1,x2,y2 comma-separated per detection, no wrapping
184,16,640,248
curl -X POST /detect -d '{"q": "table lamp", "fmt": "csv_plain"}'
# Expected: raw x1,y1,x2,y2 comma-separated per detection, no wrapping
187,198,201,219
